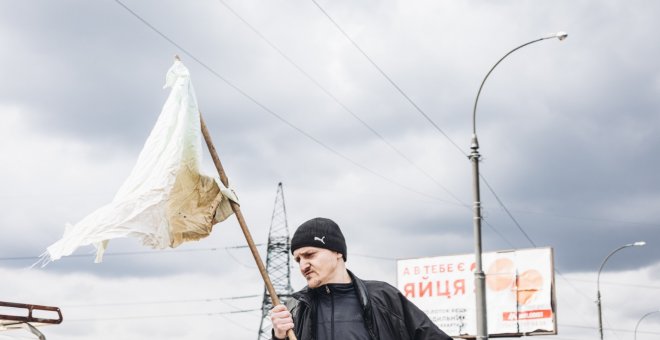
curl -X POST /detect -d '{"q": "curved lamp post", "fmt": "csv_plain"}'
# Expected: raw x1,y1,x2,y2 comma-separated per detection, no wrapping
596,241,645,340
470,31,567,340
634,310,660,340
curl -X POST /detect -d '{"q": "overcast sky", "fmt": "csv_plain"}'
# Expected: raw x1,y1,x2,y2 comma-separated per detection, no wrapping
1,1,659,339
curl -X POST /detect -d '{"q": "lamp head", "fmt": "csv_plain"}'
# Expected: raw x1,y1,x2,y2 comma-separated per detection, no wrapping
632,241,646,247
555,31,568,41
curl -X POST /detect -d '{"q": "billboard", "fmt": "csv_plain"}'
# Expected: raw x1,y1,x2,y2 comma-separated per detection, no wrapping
397,247,556,338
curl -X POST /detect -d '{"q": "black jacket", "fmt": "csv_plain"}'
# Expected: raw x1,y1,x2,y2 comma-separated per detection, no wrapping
275,270,452,340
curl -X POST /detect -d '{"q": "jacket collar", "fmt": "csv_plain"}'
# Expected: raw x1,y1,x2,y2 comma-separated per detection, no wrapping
293,270,369,305
291,270,377,340
347,270,371,311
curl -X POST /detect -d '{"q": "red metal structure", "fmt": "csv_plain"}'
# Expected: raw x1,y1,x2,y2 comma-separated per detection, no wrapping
0,301,63,339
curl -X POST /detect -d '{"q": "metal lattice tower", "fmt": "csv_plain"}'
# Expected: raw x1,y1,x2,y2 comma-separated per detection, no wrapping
257,182,294,340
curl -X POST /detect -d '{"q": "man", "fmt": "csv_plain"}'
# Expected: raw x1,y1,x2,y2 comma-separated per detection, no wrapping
270,217,452,340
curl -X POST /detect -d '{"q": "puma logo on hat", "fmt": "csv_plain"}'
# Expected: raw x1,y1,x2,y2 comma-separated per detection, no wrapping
291,217,347,262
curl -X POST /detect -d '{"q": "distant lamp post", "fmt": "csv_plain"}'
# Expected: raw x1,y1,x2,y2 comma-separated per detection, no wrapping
470,31,567,340
634,310,660,340
596,241,646,340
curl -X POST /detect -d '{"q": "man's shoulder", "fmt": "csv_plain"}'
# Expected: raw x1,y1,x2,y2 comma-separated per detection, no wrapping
349,271,401,300
288,286,310,308
360,279,406,306
362,279,399,293
293,286,310,295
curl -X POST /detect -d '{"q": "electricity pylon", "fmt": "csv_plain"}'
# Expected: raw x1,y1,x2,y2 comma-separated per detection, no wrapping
257,182,294,339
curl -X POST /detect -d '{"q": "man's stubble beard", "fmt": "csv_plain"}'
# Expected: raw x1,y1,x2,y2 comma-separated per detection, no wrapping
308,278,322,288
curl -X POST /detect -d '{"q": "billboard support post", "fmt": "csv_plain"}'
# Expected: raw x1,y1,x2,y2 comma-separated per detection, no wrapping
470,32,568,340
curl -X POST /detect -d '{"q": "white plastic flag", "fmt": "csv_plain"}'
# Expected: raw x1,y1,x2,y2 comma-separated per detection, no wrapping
45,60,237,263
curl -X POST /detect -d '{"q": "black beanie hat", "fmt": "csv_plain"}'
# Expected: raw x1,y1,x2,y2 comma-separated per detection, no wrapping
291,217,347,261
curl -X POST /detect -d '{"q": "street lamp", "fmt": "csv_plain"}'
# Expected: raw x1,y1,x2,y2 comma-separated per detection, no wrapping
634,310,660,340
470,31,567,340
596,241,646,340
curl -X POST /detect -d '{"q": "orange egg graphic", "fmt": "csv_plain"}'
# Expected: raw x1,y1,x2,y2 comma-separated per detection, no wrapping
486,258,515,291
516,269,543,305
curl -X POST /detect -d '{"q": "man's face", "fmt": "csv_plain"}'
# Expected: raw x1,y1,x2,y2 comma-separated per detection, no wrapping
293,246,342,288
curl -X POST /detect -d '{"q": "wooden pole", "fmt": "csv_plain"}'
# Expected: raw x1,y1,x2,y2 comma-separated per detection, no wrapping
200,114,297,340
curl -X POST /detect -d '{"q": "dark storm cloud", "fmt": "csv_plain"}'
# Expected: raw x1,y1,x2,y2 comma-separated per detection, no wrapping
417,1,660,275
471,29,660,272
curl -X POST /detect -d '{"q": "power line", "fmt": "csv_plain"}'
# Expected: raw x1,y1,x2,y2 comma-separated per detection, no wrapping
554,267,595,306
308,0,531,254
568,278,660,290
112,0,455,206
479,173,617,314
0,334,36,340
480,175,537,247
310,0,466,157
217,310,260,333
224,246,258,268
481,219,517,249
63,294,260,308
65,308,260,322
552,270,659,338
217,0,467,208
217,0,525,251
306,1,650,269
507,207,659,228
560,323,660,336
0,245,264,262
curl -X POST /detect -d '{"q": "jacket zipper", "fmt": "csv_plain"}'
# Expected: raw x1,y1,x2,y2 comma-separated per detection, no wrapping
326,285,334,340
